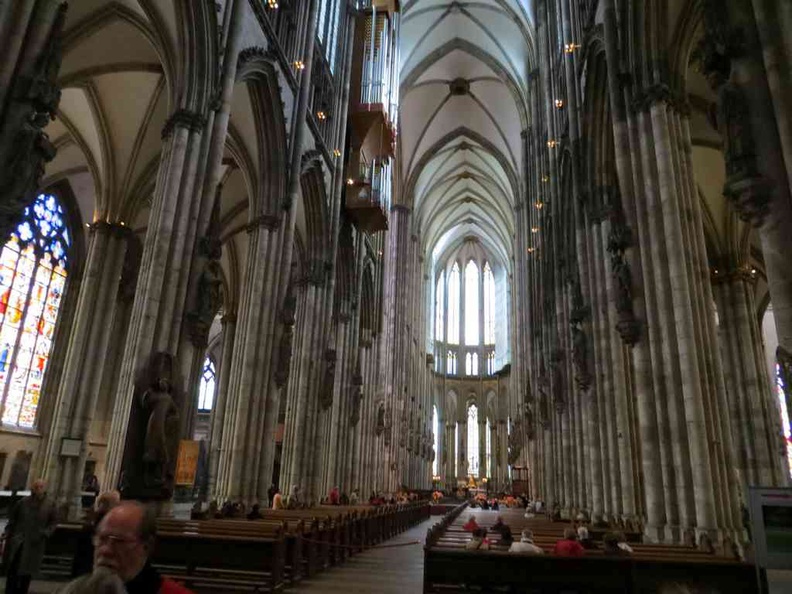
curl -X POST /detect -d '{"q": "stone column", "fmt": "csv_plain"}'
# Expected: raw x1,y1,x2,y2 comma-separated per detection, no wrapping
207,313,236,500
40,222,130,516
104,0,247,495
714,269,787,488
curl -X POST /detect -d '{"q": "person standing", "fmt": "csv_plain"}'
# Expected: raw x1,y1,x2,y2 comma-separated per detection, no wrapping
2,479,58,594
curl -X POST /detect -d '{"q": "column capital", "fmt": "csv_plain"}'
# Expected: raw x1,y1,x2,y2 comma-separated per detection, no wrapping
246,213,281,232
161,109,206,139
89,220,133,237
391,204,411,214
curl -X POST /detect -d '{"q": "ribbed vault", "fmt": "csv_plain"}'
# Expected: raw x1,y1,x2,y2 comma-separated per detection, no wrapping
399,0,535,337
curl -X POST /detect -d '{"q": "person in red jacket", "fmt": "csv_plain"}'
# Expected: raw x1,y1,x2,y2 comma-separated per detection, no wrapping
91,501,194,594
462,516,480,532
552,528,586,557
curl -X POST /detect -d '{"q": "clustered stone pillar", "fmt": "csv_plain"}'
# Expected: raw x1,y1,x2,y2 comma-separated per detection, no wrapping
39,222,132,516
713,268,788,488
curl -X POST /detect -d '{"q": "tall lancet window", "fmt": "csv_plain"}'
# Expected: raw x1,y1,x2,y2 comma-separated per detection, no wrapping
465,352,478,376
484,262,495,344
446,351,457,375
467,403,479,477
435,271,445,341
464,260,479,345
447,263,460,344
198,357,217,412
486,418,491,477
0,193,70,428
432,405,439,476
454,422,459,477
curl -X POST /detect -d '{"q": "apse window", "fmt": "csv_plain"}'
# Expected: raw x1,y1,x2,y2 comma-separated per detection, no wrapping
198,357,217,412
0,193,70,428
777,364,792,478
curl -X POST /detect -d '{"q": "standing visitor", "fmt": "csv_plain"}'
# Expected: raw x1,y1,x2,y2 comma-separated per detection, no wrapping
1,479,58,594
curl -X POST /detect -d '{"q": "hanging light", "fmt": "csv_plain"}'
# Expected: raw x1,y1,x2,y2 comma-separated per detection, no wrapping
535,202,544,210
316,111,327,121
555,99,565,109
293,60,305,70
531,227,539,234
267,0,279,8
547,140,558,149
333,148,342,158
564,42,580,54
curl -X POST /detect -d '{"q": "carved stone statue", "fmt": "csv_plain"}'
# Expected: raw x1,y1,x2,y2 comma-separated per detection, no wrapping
139,352,179,491
375,403,386,435
274,288,297,388
319,349,337,409
611,254,632,314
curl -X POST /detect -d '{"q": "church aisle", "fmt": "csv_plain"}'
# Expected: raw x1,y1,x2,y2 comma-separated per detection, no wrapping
291,518,434,594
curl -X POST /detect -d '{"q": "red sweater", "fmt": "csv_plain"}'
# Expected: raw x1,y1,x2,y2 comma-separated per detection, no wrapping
160,578,194,594
552,539,585,557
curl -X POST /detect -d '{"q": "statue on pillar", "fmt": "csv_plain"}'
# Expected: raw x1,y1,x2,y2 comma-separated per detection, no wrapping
121,351,181,500
141,358,179,488
319,349,337,409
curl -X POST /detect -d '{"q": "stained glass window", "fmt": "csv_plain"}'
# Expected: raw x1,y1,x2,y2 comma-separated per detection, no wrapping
0,193,70,428
448,263,460,345
468,404,479,477
465,260,479,345
486,352,495,375
198,357,217,412
435,271,444,341
777,364,792,478
432,405,439,476
465,352,478,376
484,262,495,344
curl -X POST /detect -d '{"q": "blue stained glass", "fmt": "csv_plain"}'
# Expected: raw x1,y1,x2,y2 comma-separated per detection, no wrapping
0,193,70,428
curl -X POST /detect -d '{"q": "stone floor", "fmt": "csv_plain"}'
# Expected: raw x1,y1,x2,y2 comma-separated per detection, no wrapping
290,518,432,594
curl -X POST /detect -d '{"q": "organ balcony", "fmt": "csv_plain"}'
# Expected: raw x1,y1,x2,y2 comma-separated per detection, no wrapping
345,158,392,234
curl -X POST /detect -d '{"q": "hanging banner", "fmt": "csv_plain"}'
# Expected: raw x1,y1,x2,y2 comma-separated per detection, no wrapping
175,440,200,486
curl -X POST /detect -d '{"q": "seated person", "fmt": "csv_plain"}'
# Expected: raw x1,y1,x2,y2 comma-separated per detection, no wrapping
576,523,593,549
603,532,631,556
491,499,500,511
497,524,514,546
271,489,283,510
465,527,491,550
462,516,480,532
552,528,585,557
616,531,634,554
509,529,544,554
247,503,263,520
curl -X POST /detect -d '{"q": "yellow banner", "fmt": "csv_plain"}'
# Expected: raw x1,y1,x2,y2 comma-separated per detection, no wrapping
175,440,200,486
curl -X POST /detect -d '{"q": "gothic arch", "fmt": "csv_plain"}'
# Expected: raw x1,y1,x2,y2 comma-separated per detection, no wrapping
236,53,288,217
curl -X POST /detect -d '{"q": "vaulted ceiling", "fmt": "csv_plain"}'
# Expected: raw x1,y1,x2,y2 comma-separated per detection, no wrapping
399,0,535,269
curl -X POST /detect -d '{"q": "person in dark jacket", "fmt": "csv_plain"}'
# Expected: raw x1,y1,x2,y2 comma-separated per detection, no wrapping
2,479,58,594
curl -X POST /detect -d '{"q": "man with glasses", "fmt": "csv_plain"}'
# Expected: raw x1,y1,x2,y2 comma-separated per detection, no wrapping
65,501,192,594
